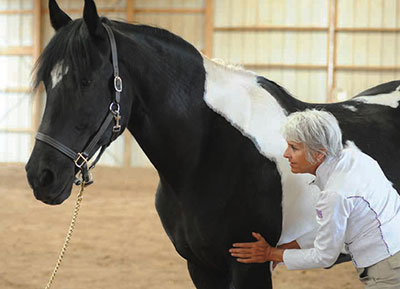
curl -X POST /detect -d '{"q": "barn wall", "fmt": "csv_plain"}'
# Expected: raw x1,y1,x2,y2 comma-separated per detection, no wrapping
0,0,34,162
335,0,400,99
214,0,329,103
1,0,400,167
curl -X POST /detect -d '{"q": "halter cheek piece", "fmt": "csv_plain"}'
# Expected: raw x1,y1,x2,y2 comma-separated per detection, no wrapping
35,23,122,186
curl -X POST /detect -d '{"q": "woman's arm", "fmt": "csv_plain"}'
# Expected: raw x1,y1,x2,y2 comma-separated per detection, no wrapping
277,240,300,250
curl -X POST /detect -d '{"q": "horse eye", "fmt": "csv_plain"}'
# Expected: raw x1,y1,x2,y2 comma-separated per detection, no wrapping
81,78,92,87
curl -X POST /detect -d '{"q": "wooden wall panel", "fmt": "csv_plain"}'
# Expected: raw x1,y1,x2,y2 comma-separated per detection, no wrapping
135,0,203,9
214,31,327,65
0,92,32,129
213,0,329,102
0,0,33,9
334,0,400,101
0,14,33,46
45,0,127,9
216,0,328,27
336,71,400,100
0,132,31,161
251,68,327,103
213,29,327,102
0,56,32,89
0,1,36,163
0,55,33,161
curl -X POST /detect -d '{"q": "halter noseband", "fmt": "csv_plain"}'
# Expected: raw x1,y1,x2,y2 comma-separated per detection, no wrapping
36,23,122,186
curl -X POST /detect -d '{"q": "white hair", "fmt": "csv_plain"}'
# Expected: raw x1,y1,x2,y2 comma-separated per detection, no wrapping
282,109,343,163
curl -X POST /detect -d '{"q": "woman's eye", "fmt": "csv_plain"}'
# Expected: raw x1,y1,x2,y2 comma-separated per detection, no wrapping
81,78,92,87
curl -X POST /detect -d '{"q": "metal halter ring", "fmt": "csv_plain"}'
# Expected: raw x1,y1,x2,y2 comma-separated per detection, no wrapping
74,152,89,168
109,102,120,115
114,76,123,92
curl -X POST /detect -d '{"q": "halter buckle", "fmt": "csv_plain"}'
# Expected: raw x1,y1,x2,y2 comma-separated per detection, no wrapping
114,76,122,92
113,113,121,133
74,153,88,168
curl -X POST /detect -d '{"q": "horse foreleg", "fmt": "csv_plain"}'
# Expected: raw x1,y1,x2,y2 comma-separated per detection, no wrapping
187,261,231,289
230,261,273,289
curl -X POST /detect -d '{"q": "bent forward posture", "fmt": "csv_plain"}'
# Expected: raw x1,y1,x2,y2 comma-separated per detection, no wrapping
230,110,400,288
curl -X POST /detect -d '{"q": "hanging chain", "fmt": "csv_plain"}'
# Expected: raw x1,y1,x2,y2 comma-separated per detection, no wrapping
44,182,86,289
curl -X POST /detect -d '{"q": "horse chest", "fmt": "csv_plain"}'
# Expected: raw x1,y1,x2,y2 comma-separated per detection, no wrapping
156,184,229,263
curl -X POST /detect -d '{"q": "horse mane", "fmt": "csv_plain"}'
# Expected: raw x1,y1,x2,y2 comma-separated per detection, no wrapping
112,20,197,54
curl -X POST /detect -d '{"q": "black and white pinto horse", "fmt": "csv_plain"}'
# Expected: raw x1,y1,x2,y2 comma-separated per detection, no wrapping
25,1,400,288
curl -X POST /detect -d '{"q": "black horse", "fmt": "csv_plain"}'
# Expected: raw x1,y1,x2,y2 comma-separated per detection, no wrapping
26,1,400,288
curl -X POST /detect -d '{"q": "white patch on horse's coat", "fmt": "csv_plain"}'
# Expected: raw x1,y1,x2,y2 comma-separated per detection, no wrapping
353,85,400,108
342,105,357,112
50,61,69,89
202,57,320,245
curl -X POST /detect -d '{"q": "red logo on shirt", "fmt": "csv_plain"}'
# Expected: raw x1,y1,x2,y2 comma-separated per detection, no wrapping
316,209,323,219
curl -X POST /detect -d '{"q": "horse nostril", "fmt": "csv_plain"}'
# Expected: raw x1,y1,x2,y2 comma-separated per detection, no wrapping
39,169,55,187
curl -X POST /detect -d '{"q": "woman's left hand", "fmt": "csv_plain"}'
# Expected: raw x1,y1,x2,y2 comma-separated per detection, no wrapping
229,232,275,263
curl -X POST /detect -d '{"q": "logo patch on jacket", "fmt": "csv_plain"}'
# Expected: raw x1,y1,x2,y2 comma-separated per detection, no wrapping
316,209,323,219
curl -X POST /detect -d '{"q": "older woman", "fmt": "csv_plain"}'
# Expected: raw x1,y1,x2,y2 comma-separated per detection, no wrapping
229,110,400,288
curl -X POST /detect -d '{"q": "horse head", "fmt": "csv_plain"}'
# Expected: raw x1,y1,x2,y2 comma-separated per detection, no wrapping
26,0,130,204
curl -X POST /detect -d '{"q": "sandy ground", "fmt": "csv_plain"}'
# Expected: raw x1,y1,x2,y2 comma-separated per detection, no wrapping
0,164,363,289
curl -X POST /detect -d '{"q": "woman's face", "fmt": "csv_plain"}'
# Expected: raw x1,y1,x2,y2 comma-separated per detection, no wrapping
283,141,323,175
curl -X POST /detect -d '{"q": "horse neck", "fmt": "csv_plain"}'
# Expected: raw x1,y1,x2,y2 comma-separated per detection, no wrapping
116,24,206,185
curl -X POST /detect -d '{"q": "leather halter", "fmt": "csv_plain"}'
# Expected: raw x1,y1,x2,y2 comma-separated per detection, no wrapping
35,23,122,186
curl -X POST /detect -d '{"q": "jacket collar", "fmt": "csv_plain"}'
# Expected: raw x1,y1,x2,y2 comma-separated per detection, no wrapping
311,155,338,190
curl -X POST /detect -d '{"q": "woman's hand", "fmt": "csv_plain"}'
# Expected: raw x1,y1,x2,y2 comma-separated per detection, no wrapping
229,232,284,264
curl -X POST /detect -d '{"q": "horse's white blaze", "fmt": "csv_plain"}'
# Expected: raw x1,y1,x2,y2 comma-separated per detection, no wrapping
202,57,320,245
342,104,357,112
353,85,400,108
50,61,69,89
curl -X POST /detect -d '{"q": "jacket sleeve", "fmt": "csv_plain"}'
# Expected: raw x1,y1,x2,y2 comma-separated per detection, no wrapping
283,191,353,270
296,226,318,249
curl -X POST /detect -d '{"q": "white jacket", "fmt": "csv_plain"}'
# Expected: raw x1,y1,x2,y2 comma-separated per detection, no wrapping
283,146,400,270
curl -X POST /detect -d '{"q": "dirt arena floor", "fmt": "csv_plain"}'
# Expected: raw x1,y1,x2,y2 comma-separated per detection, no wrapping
0,164,363,289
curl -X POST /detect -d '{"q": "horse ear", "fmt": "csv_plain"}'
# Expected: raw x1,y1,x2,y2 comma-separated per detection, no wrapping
49,0,72,31
83,0,104,38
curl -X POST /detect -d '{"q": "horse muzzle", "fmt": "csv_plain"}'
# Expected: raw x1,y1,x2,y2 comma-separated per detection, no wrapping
25,154,74,205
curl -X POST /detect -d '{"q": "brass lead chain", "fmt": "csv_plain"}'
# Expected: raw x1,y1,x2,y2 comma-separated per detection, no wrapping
44,182,85,289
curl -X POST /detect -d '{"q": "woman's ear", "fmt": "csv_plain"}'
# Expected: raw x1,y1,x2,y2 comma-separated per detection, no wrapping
316,149,327,163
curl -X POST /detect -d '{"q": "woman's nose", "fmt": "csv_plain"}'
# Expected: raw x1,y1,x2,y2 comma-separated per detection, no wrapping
283,147,290,159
